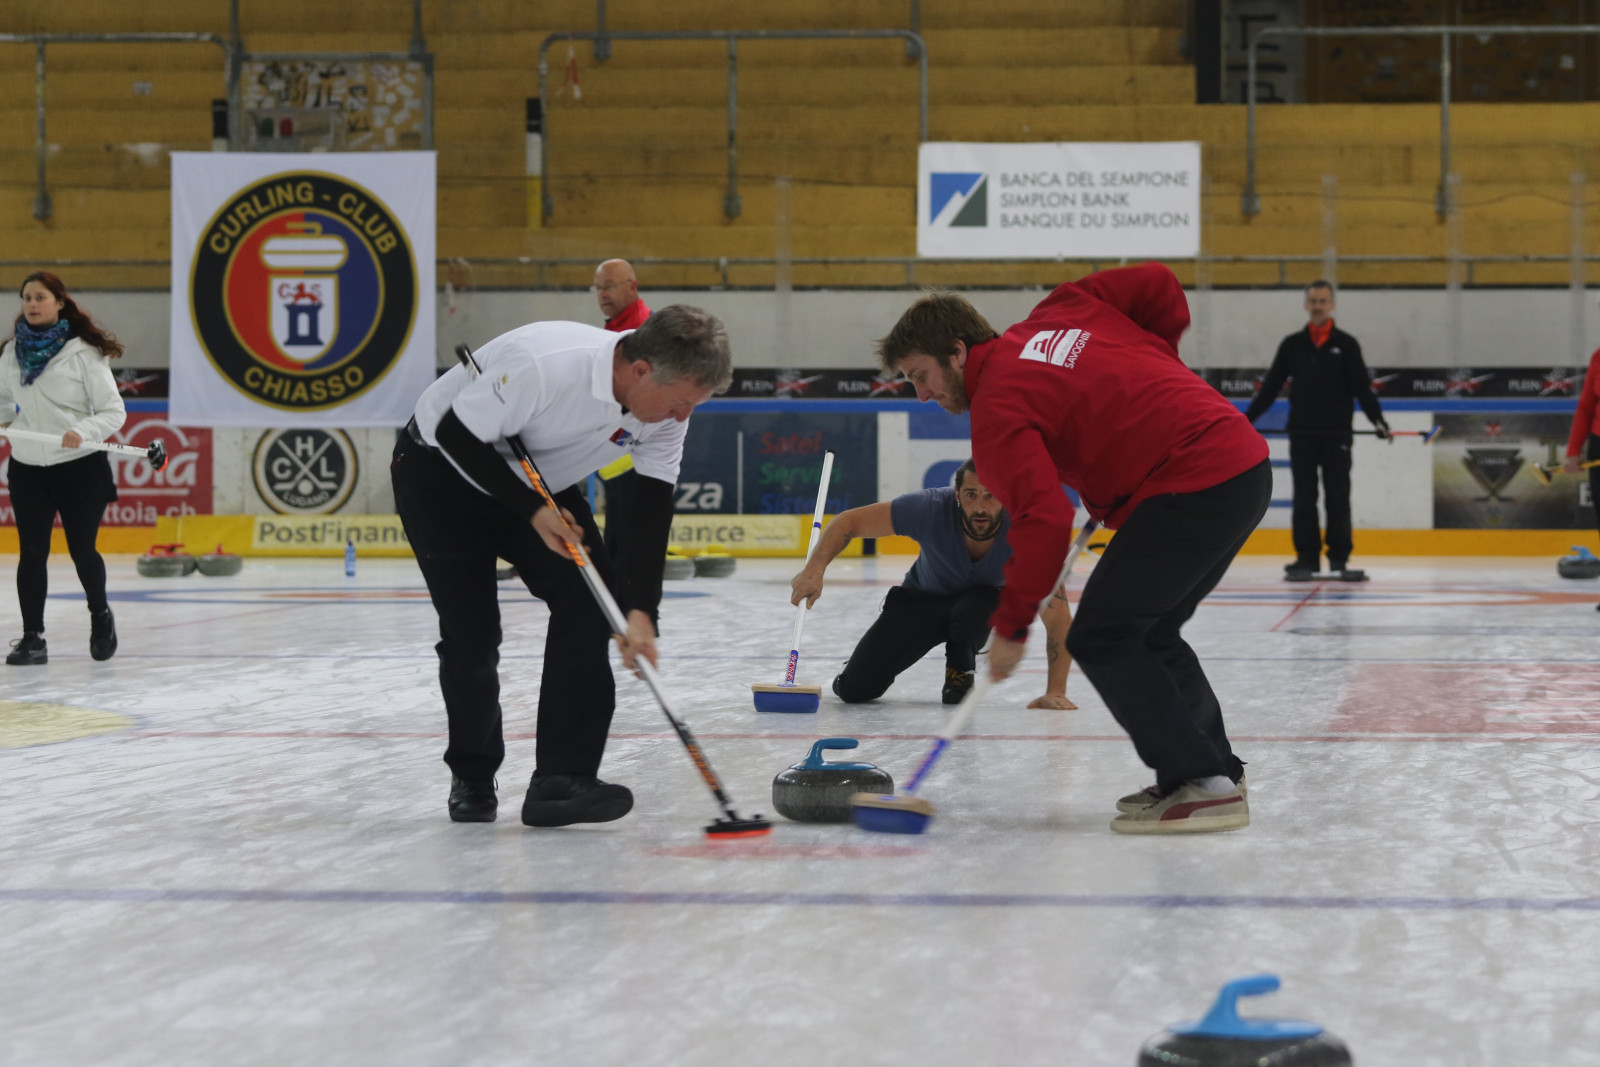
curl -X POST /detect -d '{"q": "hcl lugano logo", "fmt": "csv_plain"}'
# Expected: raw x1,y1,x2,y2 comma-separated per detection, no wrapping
929,172,988,227
191,170,417,411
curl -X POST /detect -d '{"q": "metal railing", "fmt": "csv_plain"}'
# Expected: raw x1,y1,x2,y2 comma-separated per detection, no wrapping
589,0,924,60
1244,24,1600,218
16,253,1596,291
536,29,929,221
448,252,1600,288
0,33,236,221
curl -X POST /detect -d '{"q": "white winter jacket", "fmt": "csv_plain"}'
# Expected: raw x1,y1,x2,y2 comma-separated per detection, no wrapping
0,336,127,467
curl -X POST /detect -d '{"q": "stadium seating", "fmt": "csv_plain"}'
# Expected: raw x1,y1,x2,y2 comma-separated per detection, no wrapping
1,0,1595,290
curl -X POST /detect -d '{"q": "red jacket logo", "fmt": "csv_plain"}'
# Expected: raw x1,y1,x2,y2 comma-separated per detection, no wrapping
1020,328,1091,368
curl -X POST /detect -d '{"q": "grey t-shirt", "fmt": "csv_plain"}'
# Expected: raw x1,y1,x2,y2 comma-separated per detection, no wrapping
890,486,1011,596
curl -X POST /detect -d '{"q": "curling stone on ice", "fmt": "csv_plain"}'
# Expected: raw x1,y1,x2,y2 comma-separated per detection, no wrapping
1137,974,1351,1067
663,547,695,581
137,543,197,578
772,738,894,823
196,544,243,577
1558,546,1600,579
693,544,737,578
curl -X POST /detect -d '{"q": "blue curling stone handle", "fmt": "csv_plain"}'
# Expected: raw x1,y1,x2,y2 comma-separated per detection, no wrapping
1168,974,1324,1040
795,737,879,772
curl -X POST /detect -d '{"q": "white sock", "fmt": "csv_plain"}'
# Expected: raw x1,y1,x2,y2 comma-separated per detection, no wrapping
1194,775,1234,794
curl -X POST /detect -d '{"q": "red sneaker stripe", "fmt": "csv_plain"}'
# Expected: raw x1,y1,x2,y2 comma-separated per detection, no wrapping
1161,797,1243,821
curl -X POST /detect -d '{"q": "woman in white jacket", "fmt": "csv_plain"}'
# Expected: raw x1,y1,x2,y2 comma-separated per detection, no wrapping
0,272,126,664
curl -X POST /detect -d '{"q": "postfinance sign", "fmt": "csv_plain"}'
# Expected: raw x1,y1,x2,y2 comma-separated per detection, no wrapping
918,142,1200,259
170,153,436,427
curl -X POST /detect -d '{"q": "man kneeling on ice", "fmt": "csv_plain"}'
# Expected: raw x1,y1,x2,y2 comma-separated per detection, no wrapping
789,459,1075,709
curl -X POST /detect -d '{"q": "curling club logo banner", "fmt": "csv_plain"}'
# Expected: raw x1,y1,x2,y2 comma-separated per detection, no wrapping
170,153,435,427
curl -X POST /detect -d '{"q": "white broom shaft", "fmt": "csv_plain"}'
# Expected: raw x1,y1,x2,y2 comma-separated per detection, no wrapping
901,519,1098,796
783,450,833,684
0,426,146,460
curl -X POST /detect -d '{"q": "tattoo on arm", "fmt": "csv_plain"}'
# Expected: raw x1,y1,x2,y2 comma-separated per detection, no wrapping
1046,642,1059,667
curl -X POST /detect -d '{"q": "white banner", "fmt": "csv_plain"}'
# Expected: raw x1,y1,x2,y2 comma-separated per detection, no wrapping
918,142,1201,259
169,152,436,427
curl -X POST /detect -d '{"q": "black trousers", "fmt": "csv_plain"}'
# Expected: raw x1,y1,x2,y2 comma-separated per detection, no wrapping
1289,433,1353,567
1066,460,1271,793
835,584,999,703
392,434,617,783
9,453,115,633
602,467,638,575
1588,435,1600,533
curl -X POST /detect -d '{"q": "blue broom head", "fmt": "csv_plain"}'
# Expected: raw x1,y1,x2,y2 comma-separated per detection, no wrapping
752,683,821,714
850,793,933,835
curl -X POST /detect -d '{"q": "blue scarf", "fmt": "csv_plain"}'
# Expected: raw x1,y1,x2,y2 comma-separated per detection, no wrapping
13,318,71,385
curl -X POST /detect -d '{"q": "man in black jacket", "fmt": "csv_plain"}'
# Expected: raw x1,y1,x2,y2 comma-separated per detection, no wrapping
1244,281,1389,582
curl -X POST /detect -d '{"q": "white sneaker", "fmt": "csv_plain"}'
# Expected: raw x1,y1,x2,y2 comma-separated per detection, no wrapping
1117,773,1246,814
1110,779,1249,834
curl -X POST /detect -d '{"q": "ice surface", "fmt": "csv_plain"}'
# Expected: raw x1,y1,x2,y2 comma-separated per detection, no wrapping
2,553,1599,1065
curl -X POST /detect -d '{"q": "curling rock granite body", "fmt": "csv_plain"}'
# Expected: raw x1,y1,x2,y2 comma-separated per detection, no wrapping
772,738,893,823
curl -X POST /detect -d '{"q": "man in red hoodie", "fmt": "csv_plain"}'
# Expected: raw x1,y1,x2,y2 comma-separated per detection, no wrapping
876,262,1270,834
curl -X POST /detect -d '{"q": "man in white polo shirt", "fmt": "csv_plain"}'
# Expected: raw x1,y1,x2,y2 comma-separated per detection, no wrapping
392,305,732,827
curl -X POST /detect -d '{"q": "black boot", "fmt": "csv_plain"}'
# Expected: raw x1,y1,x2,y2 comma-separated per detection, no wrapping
521,773,633,827
448,775,498,823
942,667,974,705
1284,559,1319,582
6,632,46,666
90,608,118,661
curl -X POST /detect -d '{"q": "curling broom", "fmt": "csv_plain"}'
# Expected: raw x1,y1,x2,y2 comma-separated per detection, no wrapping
751,449,835,713
454,344,770,839
851,519,1099,835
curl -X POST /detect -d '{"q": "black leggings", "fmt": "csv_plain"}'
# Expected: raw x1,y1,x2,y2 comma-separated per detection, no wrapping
834,584,1000,703
9,454,115,633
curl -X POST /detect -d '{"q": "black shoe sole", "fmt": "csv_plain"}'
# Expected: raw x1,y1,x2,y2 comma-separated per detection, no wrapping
5,653,46,665
449,807,498,823
521,787,633,828
90,639,117,662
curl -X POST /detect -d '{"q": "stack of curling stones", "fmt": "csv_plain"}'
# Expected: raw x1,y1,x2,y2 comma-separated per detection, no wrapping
693,544,736,577
1557,545,1600,579
137,543,244,578
137,543,197,578
663,547,695,581
197,543,243,576
772,738,893,823
1138,974,1351,1067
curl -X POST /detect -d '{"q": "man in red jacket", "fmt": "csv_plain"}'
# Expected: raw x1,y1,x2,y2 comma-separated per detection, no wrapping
595,259,651,332
876,263,1270,834
1562,345,1600,612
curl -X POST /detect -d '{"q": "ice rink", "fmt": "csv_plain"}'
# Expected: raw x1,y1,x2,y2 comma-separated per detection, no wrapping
3,551,1600,1066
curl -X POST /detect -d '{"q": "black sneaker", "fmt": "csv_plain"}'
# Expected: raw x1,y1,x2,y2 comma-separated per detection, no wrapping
6,632,46,666
89,608,118,661
1284,561,1319,582
521,773,633,827
448,775,498,823
942,668,974,705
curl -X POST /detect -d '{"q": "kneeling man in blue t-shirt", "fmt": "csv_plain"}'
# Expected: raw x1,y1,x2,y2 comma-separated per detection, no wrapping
790,459,1075,707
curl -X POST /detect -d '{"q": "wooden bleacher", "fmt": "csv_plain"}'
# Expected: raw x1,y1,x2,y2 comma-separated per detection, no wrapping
0,0,1594,291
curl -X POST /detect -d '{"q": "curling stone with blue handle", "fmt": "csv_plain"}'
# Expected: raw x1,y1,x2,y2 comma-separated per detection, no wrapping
1558,546,1600,579
1138,974,1351,1067
772,738,894,823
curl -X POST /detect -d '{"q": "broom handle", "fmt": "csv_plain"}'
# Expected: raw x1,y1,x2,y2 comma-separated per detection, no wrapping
902,519,1099,796
784,450,834,685
0,426,150,460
